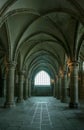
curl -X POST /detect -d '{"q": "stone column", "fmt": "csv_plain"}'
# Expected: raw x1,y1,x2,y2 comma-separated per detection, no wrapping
61,71,68,103
68,61,79,108
15,74,18,97
55,76,58,98
79,61,84,99
24,78,28,100
53,81,56,97
17,71,25,103
52,80,55,97
29,79,31,97
3,75,6,97
57,74,62,99
4,61,16,108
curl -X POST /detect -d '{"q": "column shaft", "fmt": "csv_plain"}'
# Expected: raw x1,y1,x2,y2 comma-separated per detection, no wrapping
24,78,28,100
53,82,56,97
29,79,31,97
61,72,68,103
3,76,6,97
4,62,16,108
17,71,25,103
55,76,58,98
57,75,61,99
69,61,79,108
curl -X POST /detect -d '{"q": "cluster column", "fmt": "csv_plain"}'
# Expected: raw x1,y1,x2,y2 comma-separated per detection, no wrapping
24,77,28,100
57,74,62,99
68,61,79,108
61,71,68,103
29,78,31,97
2,75,6,97
4,61,16,108
17,70,25,103
55,75,58,98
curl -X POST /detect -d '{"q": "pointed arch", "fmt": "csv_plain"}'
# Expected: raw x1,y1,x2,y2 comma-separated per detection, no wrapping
34,70,50,85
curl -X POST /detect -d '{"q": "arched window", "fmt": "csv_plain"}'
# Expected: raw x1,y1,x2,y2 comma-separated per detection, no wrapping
34,70,50,85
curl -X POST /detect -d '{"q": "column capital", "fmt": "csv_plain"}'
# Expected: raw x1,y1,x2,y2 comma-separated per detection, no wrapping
59,70,63,78
68,60,79,67
7,61,16,69
63,70,67,76
68,61,79,72
19,70,26,75
56,75,58,81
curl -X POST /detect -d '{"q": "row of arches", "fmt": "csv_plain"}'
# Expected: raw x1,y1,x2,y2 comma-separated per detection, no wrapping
0,0,84,109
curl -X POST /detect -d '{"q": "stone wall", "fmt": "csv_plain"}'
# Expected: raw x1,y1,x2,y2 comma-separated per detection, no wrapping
31,85,53,96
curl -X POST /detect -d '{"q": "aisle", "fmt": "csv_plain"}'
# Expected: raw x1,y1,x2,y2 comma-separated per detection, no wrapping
0,97,84,130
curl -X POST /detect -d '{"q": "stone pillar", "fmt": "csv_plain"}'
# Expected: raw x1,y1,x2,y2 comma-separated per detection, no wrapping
52,79,55,97
3,75,6,97
57,74,62,99
53,81,56,97
29,79,31,97
4,61,16,108
17,71,25,103
24,78,28,100
68,61,79,108
55,76,58,98
61,71,68,103
79,61,84,99
15,74,18,97
53,84,55,97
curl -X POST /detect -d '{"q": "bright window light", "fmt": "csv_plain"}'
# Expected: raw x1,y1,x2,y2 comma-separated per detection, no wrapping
34,70,50,85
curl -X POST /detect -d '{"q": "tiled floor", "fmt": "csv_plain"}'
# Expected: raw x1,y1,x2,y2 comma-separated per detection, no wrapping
0,97,84,130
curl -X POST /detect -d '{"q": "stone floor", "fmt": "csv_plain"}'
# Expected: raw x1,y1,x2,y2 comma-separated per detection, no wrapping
0,97,84,130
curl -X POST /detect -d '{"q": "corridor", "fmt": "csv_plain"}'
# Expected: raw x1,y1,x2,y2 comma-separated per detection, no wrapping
0,97,84,130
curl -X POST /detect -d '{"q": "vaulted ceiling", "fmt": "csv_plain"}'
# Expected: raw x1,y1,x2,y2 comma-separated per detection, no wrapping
0,0,84,76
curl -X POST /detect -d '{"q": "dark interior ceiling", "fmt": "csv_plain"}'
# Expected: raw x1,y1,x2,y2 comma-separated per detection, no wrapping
0,0,84,76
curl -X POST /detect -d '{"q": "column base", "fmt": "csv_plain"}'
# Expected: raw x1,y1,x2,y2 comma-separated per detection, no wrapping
17,98,25,103
4,101,15,108
24,97,28,100
56,96,60,99
56,97,60,100
69,102,79,108
61,97,69,103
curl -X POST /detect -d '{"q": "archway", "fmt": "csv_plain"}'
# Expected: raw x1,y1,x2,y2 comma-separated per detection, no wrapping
34,70,50,85
33,70,53,96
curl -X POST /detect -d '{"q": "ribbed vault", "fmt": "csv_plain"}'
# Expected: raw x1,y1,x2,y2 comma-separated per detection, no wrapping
0,0,84,102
